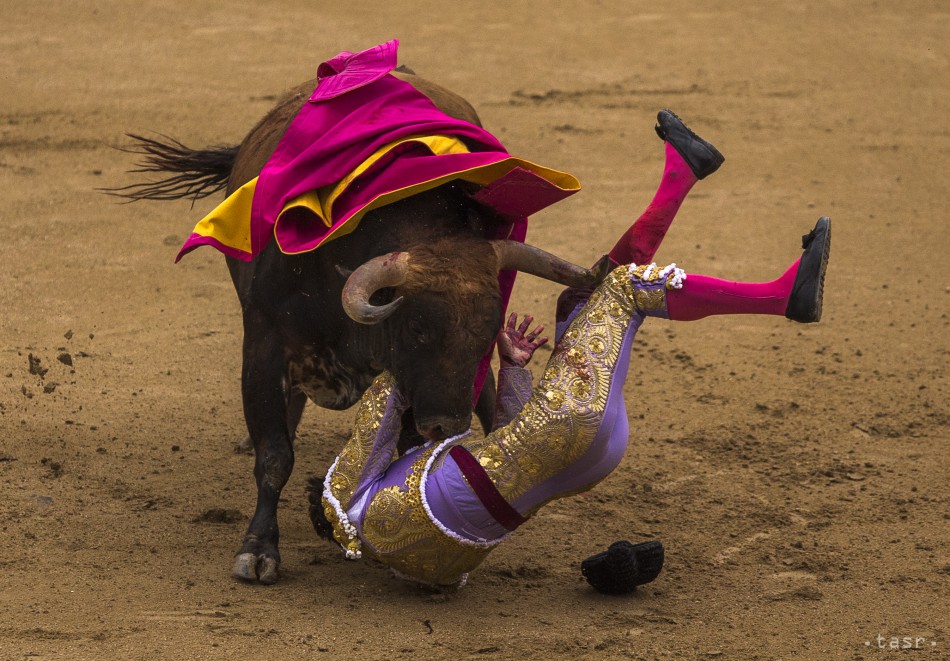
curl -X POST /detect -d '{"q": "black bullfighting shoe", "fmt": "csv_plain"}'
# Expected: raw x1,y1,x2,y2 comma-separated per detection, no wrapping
785,216,831,323
581,540,665,595
655,109,725,180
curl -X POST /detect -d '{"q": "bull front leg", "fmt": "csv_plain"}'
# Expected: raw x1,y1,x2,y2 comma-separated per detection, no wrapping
237,390,307,451
232,316,294,584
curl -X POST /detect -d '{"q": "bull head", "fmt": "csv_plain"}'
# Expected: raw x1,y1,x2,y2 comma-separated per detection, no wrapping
342,239,608,440
342,240,607,323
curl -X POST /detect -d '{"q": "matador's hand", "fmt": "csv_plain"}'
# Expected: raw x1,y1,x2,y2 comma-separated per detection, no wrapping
497,313,548,368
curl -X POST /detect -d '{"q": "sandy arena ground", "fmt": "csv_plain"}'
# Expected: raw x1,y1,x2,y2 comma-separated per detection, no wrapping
1,1,947,658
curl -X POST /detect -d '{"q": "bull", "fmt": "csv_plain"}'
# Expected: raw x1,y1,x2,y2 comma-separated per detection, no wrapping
114,70,606,584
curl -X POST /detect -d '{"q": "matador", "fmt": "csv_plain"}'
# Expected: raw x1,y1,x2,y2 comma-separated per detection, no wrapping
309,110,831,588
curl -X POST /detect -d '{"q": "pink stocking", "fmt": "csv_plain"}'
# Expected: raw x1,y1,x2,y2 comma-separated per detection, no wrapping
666,259,800,321
608,143,698,266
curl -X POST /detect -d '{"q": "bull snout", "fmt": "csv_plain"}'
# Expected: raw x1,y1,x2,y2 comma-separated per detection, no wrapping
416,413,472,441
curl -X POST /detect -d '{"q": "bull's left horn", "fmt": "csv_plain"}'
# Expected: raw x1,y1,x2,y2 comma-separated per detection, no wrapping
491,240,610,289
342,252,410,324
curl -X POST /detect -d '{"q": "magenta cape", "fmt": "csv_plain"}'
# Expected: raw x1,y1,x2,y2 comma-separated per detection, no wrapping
178,40,582,402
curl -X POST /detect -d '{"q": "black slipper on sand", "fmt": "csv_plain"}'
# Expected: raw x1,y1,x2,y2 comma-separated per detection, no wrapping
581,540,665,595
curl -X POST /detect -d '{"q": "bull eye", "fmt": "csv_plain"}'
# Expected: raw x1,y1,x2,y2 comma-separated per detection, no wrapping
408,318,427,341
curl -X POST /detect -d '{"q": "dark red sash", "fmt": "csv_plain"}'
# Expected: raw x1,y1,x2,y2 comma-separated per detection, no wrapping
448,445,527,532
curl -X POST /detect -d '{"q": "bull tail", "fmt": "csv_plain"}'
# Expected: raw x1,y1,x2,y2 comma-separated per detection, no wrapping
102,133,239,203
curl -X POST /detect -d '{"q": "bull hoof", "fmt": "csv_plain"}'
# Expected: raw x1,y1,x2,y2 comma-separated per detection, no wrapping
232,552,280,584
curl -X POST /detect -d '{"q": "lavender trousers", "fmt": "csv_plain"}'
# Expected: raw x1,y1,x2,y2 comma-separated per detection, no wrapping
320,266,682,585
338,268,671,550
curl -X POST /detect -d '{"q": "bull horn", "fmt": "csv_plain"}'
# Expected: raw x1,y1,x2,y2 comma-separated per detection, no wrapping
491,240,611,289
342,252,410,324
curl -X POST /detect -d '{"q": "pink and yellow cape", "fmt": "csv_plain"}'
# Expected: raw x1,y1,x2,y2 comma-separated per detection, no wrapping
177,39,582,399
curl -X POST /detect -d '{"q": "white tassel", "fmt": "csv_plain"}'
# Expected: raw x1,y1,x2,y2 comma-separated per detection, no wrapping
656,263,687,289
668,267,687,290
323,456,362,559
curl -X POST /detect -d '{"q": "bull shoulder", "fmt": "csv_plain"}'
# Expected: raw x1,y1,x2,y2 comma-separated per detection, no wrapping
227,80,316,193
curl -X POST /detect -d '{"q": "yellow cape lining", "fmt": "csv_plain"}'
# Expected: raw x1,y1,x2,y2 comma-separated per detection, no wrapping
188,135,580,256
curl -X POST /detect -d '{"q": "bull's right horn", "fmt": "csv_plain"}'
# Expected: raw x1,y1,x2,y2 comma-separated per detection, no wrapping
341,252,410,324
491,240,611,289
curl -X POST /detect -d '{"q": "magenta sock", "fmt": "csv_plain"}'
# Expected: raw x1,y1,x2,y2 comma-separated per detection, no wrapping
608,143,698,266
666,259,800,321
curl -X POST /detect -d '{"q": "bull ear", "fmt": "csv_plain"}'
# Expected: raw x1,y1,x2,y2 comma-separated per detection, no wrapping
342,252,410,324
491,240,611,289
334,264,354,278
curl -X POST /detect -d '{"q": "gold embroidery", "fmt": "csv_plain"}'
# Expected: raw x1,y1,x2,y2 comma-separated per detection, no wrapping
478,444,507,470
628,263,659,281
633,287,668,314
570,379,591,399
626,263,681,312
463,266,652,504
588,337,606,354
322,265,678,586
359,442,496,586
324,376,499,584
324,372,401,556
337,375,395,489
543,389,565,409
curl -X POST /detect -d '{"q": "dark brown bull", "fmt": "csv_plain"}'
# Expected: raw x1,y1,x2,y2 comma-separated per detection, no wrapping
114,71,606,584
